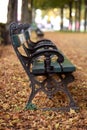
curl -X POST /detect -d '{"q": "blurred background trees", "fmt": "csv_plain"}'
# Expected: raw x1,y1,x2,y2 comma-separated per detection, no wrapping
0,0,87,44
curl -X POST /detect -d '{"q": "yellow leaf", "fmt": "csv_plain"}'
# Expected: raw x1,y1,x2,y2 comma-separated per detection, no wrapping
70,108,76,114
55,123,59,129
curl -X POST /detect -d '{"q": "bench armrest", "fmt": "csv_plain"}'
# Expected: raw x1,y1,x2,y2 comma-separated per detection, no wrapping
25,43,57,52
30,49,64,63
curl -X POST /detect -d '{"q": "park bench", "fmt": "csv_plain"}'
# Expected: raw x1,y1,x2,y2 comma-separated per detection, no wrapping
9,22,79,111
29,22,44,38
35,27,44,38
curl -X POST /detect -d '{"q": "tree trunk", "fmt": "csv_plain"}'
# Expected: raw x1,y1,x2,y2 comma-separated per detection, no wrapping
21,0,32,24
69,0,72,30
7,0,18,24
1,0,18,44
78,0,82,31
75,0,79,31
84,0,87,31
60,7,63,30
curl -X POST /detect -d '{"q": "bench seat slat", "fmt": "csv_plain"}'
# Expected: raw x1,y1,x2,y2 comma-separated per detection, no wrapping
62,58,76,72
32,56,76,75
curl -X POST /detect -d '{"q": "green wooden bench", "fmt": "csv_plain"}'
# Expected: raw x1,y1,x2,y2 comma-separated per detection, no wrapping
9,22,79,111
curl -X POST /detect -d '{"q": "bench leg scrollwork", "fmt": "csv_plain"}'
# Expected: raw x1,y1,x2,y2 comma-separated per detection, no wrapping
25,73,79,111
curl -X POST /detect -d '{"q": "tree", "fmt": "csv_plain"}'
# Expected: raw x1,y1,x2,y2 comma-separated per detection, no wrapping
84,0,87,31
79,0,82,31
1,0,18,44
21,0,32,23
68,0,73,30
34,0,67,9
7,0,18,24
60,6,64,30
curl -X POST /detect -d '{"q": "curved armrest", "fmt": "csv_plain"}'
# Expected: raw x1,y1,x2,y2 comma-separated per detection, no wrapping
26,43,58,53
34,43,57,50
28,40,55,49
35,39,54,45
30,49,64,63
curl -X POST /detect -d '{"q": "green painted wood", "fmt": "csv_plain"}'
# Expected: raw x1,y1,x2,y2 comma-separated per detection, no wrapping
32,56,76,75
12,33,26,48
12,35,21,47
12,32,76,75
62,57,76,72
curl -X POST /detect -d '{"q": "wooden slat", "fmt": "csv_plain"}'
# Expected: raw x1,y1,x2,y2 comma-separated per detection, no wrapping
32,56,76,75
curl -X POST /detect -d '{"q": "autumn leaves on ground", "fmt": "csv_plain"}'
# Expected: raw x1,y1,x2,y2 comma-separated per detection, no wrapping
0,32,87,130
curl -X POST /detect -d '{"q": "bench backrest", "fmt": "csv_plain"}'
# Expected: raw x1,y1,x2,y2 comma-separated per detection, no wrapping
10,22,76,75
10,23,65,74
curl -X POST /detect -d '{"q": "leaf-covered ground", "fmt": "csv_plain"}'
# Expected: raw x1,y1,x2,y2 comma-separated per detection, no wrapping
0,32,87,130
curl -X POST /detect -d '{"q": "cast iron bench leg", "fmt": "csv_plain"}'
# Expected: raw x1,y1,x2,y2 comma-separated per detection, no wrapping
25,74,79,111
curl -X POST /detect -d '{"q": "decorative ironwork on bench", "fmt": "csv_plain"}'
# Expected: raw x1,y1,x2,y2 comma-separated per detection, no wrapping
9,22,79,111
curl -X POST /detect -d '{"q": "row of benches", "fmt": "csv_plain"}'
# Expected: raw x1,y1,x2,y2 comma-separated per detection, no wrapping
10,22,78,111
